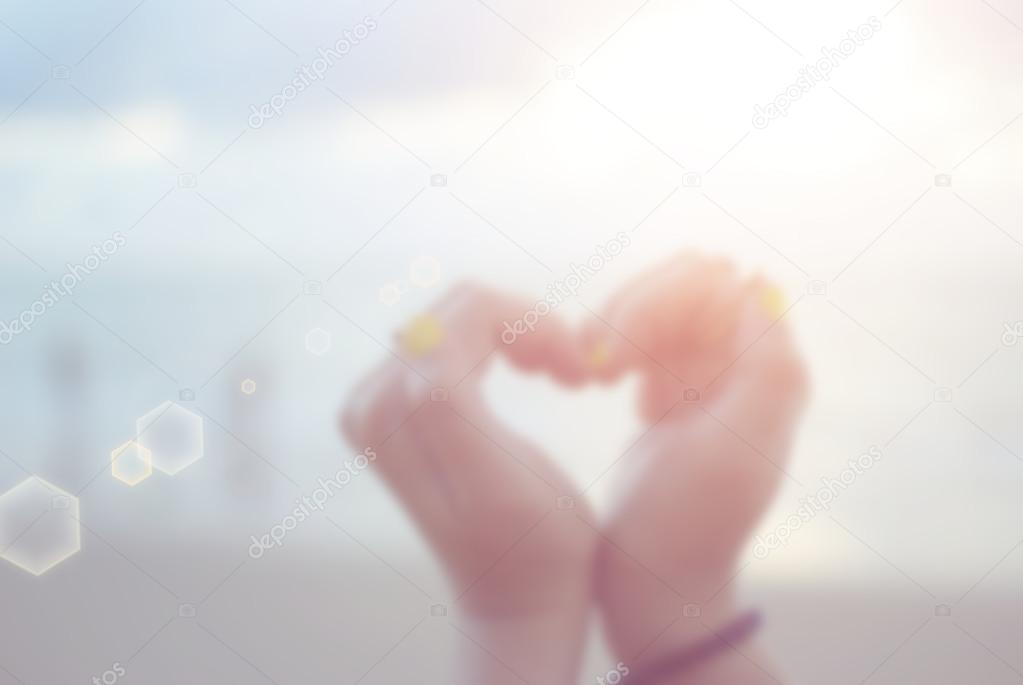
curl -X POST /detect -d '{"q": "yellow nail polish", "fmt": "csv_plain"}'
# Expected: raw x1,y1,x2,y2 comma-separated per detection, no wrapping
760,284,787,319
587,340,610,369
400,314,445,357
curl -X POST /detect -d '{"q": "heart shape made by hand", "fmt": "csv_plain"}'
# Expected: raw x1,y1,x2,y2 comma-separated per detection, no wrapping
340,254,808,683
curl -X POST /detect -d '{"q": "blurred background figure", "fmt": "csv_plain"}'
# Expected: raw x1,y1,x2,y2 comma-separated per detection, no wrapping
43,335,95,485
226,357,280,500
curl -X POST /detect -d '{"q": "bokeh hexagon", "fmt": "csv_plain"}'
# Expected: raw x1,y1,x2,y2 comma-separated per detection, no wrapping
136,401,204,475
111,440,153,486
0,477,81,576
305,328,332,356
378,282,403,307
408,255,441,289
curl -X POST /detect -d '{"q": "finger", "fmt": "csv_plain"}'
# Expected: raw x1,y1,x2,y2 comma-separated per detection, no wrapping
633,274,750,421
685,272,750,352
580,257,697,382
614,258,736,361
668,272,751,389
600,251,704,326
400,283,588,389
412,402,555,514
368,408,457,535
709,279,808,430
340,360,424,449
582,255,735,381
596,259,738,386
339,361,455,517
581,253,701,380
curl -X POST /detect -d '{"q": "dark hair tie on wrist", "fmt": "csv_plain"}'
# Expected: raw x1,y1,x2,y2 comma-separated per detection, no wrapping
627,610,762,684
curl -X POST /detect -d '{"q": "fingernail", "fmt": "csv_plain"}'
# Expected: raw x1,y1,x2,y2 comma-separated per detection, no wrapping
586,339,611,370
759,283,787,320
399,314,445,358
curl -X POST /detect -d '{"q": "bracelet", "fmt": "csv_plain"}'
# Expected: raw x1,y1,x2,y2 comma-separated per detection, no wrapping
627,610,762,684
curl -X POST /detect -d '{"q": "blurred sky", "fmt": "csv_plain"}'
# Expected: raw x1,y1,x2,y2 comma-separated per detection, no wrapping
1,0,1022,591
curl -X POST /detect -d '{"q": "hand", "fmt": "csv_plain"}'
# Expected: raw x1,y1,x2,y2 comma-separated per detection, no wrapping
585,255,808,682
341,284,597,685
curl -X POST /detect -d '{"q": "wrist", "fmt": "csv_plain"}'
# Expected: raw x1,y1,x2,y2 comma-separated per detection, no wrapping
622,610,764,685
596,540,741,664
629,589,739,664
457,608,590,685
